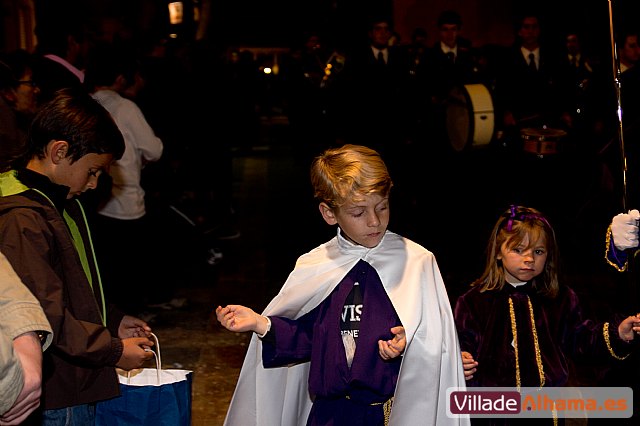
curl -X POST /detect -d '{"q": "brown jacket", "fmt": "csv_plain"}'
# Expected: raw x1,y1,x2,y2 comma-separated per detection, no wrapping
0,169,125,409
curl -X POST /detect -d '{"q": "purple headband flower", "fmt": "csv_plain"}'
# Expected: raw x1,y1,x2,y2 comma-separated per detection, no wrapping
505,205,551,231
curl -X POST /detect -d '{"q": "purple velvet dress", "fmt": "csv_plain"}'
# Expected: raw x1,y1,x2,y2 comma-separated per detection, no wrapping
454,281,631,388
261,260,402,426
454,282,633,426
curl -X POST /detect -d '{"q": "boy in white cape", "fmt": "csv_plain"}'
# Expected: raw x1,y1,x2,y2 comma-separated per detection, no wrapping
216,144,468,425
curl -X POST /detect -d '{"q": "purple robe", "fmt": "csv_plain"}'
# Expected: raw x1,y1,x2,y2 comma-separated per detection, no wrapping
262,260,401,425
223,230,469,426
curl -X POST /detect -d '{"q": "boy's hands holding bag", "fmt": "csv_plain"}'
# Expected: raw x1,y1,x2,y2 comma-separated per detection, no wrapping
118,315,152,338
96,333,193,426
117,337,155,370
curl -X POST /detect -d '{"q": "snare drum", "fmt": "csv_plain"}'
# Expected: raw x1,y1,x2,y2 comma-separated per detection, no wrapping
520,128,567,157
446,84,495,152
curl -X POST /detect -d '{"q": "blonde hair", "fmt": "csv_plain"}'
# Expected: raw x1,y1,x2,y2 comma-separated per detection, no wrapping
310,144,393,208
473,205,559,297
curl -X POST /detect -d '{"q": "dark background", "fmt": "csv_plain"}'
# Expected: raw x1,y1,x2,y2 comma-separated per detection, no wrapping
19,0,640,53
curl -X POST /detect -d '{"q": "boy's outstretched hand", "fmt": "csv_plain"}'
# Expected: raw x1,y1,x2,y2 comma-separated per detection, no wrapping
216,305,270,335
378,326,406,360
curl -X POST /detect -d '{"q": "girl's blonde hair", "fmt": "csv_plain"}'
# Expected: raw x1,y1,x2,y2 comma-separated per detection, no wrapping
472,205,559,297
310,144,393,208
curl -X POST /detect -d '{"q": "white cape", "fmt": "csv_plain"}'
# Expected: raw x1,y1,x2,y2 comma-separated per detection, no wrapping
224,230,469,426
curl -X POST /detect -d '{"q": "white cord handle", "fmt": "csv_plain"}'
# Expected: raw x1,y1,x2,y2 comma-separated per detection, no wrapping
126,332,162,384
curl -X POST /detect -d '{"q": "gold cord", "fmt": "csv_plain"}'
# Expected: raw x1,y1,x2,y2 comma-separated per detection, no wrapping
382,397,394,426
603,322,630,360
346,395,393,426
508,297,521,389
527,297,545,388
509,296,545,389
605,225,629,272
509,296,556,425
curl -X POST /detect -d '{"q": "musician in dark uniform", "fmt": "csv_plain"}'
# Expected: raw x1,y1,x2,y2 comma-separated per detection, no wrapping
494,12,569,139
335,15,414,159
419,10,476,155
492,12,572,230
423,10,476,111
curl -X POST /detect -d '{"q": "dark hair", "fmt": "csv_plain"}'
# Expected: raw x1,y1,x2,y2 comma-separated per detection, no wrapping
0,50,34,92
412,27,428,40
438,10,462,28
15,87,124,168
84,42,139,90
367,15,392,31
34,19,87,57
513,10,542,33
616,27,640,48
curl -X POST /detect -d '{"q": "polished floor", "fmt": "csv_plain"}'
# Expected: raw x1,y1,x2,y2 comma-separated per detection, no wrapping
147,124,640,425
148,138,328,425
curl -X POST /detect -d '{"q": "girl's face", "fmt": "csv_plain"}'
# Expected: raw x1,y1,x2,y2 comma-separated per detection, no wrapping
497,233,547,283
320,193,389,248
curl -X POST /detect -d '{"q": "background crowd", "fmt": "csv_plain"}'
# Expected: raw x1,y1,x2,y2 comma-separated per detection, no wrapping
3,2,640,424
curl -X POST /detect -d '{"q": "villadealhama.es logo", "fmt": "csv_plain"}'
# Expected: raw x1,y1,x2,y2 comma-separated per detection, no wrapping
447,387,633,419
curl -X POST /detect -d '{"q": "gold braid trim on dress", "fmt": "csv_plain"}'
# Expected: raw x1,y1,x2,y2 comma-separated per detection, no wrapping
509,296,558,425
603,322,630,360
346,396,393,426
605,224,629,272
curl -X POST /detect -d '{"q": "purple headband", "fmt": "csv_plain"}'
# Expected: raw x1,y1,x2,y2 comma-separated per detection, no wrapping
504,205,551,231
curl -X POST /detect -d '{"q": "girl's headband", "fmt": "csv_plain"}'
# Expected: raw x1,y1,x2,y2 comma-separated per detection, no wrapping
504,205,551,231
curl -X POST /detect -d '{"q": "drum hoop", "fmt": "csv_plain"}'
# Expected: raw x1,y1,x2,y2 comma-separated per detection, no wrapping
461,84,494,150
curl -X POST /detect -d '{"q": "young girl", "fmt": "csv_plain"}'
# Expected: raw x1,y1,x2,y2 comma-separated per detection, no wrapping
455,206,640,422
216,144,468,426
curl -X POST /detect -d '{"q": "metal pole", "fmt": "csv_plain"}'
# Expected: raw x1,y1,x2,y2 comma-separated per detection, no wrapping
609,0,628,211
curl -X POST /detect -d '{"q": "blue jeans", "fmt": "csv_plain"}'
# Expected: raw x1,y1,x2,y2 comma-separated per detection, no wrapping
42,404,95,426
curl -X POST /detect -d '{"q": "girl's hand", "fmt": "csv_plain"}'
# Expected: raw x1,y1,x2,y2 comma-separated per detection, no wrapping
378,326,406,360
216,305,268,335
462,351,478,380
618,314,640,342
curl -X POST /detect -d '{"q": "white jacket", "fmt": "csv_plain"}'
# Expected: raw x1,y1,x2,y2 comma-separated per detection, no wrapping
92,89,163,220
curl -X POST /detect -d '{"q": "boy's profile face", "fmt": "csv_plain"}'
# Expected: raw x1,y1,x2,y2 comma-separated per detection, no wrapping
52,144,113,198
319,192,389,248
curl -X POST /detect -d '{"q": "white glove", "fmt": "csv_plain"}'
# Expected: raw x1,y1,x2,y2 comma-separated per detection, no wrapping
611,209,640,250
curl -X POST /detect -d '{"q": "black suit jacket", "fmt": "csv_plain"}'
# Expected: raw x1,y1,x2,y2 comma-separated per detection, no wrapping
421,44,476,103
333,45,415,150
494,45,568,129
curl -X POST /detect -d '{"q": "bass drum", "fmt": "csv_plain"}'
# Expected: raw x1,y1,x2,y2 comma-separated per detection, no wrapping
445,84,495,152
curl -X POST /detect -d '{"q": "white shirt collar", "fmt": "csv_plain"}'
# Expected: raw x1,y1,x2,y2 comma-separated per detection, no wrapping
371,46,388,63
440,42,458,57
521,47,539,60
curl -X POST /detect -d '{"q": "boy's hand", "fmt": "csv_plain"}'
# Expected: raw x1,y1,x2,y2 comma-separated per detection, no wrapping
378,326,406,360
119,315,152,338
462,351,478,380
216,305,268,335
116,337,155,370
